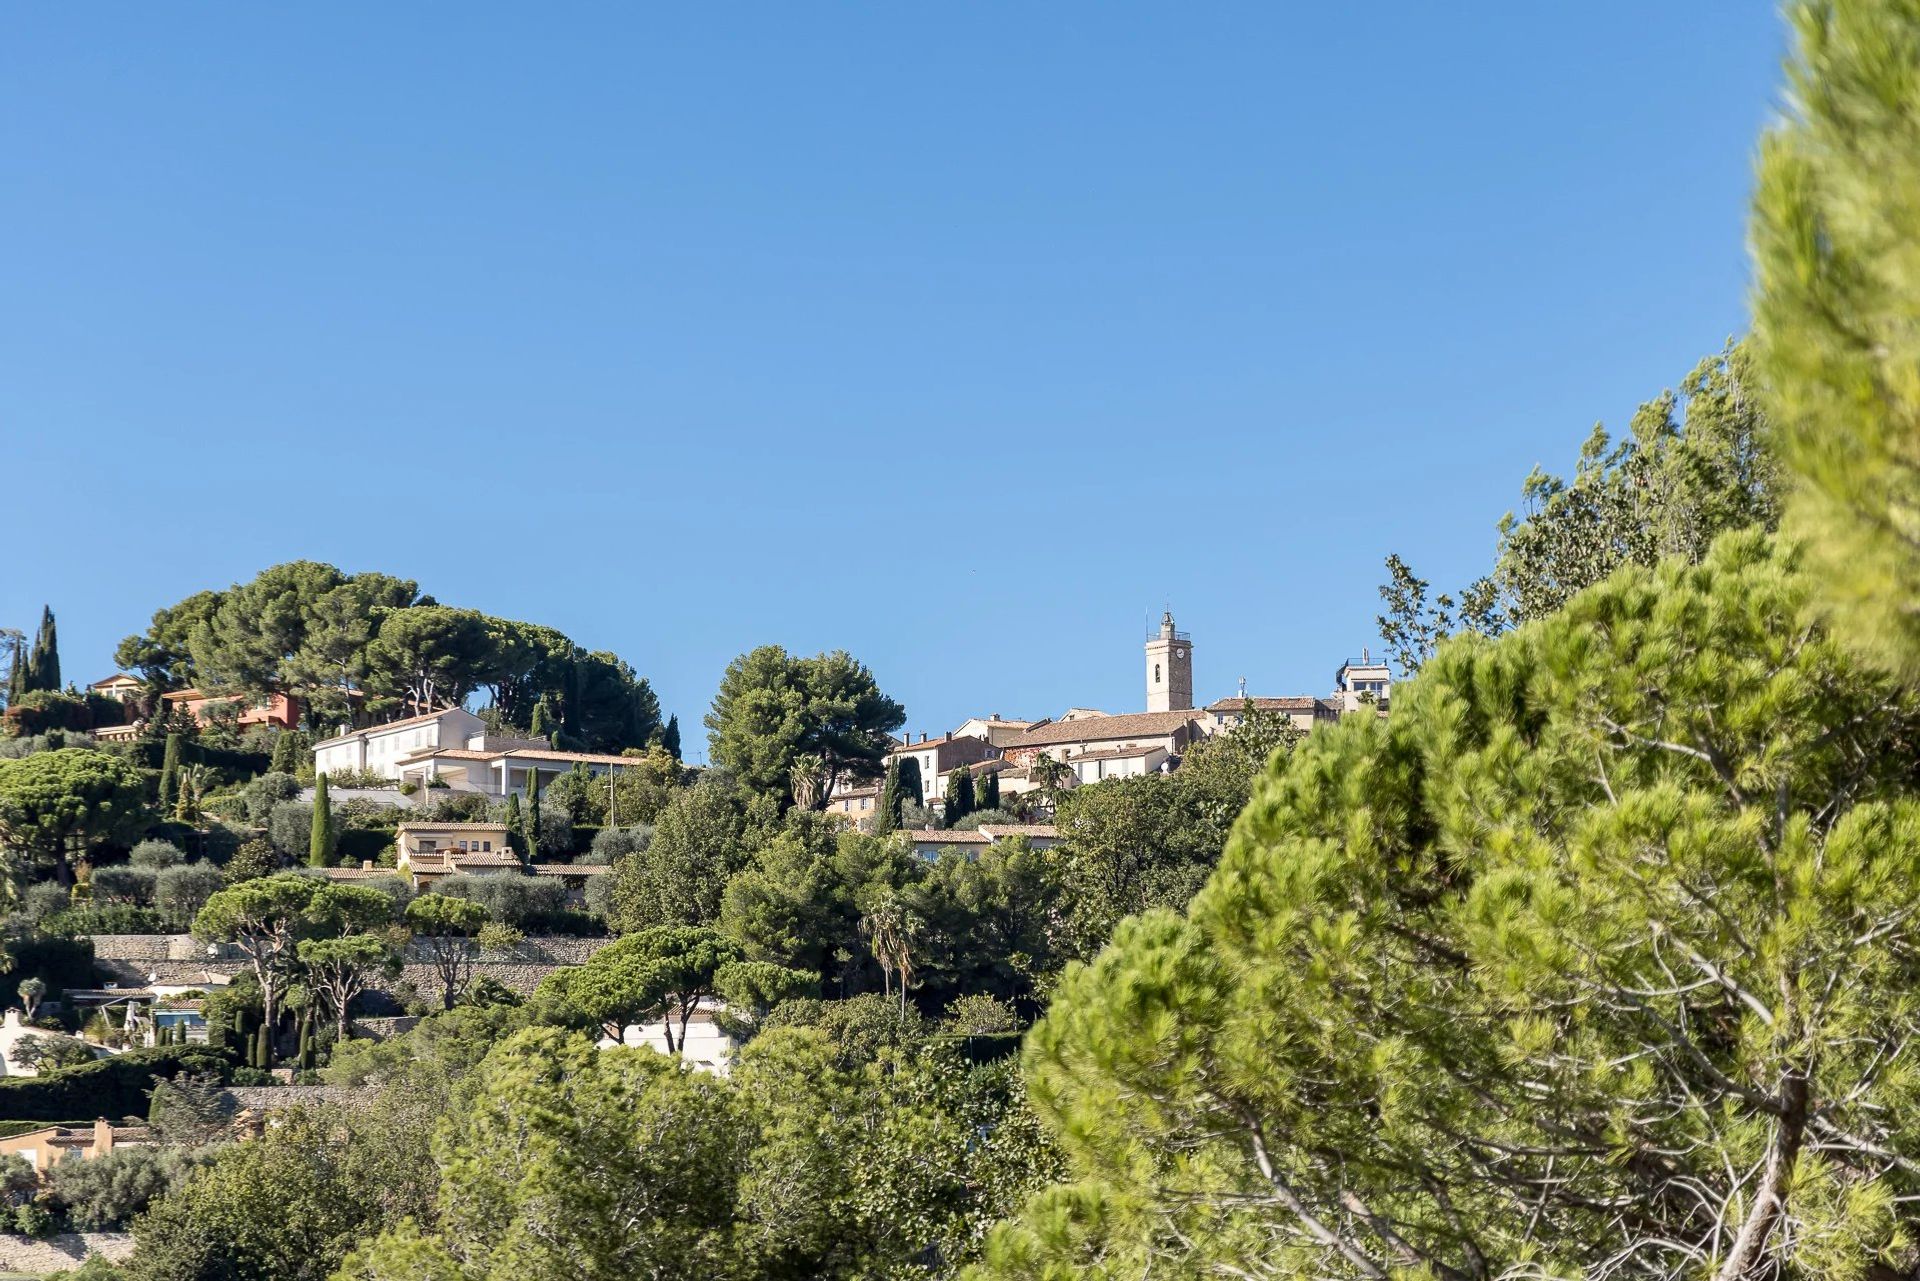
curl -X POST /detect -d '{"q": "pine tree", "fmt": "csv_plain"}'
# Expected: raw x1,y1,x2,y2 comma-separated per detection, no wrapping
309,773,334,867
661,714,682,761
946,767,973,825
158,732,183,816
1754,0,1920,675
875,760,904,835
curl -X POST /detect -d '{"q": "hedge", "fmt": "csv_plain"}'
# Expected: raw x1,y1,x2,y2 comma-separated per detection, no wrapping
0,1046,230,1122
335,829,394,866
0,1119,83,1139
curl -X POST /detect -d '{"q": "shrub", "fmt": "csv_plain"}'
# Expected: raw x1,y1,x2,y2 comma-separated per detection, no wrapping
333,829,394,867
590,824,652,863
438,873,566,928
0,1048,232,1121
224,839,278,885
128,839,186,871
583,872,614,921
90,866,157,905
19,882,71,924
265,802,314,859
240,772,301,825
51,1145,202,1230
942,992,1020,1035
13,1200,54,1237
229,1067,270,1087
40,905,167,937
154,862,225,927
427,792,491,823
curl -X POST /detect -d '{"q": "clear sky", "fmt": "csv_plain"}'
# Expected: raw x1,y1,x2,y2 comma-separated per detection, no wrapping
3,4,1784,759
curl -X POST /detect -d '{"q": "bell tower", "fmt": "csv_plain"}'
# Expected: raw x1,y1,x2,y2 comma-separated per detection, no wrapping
1145,611,1193,712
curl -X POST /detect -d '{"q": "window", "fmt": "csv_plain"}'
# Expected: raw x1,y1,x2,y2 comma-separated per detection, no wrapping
458,840,469,851
1154,663,1161,683
481,841,491,852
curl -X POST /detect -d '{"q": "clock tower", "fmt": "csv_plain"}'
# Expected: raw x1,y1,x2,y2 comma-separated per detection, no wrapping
1145,611,1193,712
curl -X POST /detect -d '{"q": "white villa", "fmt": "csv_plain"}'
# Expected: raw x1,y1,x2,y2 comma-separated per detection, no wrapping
314,707,650,799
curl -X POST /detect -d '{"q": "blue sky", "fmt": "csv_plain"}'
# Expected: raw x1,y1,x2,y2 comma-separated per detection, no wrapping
2,5,1784,758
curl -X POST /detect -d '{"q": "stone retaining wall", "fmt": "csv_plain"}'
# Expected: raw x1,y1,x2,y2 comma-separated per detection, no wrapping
0,1230,133,1271
90,935,614,999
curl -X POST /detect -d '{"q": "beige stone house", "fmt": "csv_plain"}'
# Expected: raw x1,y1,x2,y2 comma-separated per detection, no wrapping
394,821,519,887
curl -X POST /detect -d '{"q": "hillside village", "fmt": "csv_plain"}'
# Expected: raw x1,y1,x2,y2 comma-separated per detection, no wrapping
0,576,1381,1263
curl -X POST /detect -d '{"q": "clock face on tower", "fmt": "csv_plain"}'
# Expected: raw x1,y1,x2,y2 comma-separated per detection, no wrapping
1176,648,1186,660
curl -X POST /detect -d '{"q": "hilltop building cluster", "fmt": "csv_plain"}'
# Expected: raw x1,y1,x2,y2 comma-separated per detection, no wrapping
828,611,1390,823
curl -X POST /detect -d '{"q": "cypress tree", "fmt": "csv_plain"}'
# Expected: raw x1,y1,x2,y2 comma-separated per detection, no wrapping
158,732,183,816
525,769,542,862
662,714,682,761
270,731,296,774
529,698,550,741
899,757,923,807
504,792,524,855
982,769,1001,812
309,773,335,867
946,767,974,824
4,636,24,707
27,606,58,693
875,760,904,835
252,1021,270,1070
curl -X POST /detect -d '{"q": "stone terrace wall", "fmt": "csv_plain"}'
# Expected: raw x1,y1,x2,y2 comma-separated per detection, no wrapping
0,1231,133,1271
89,935,613,997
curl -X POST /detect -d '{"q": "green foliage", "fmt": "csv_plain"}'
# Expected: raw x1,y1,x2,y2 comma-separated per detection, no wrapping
23,605,60,695
10,1034,97,1072
406,893,490,1011
982,533,1920,1278
946,767,974,824
153,862,224,928
195,872,330,1033
337,1029,748,1281
1040,708,1298,970
89,865,156,905
705,645,905,810
51,1144,207,1230
609,774,750,932
0,747,149,885
1379,344,1776,672
223,838,278,884
129,837,185,870
1753,0,1920,677
0,1045,226,1122
308,773,334,867
536,925,748,1053
122,1107,394,1281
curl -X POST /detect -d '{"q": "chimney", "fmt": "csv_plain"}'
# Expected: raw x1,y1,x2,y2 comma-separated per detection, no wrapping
361,860,373,871
92,1118,113,1158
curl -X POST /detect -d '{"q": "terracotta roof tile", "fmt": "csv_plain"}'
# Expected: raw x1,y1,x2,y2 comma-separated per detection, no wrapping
1013,710,1202,748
